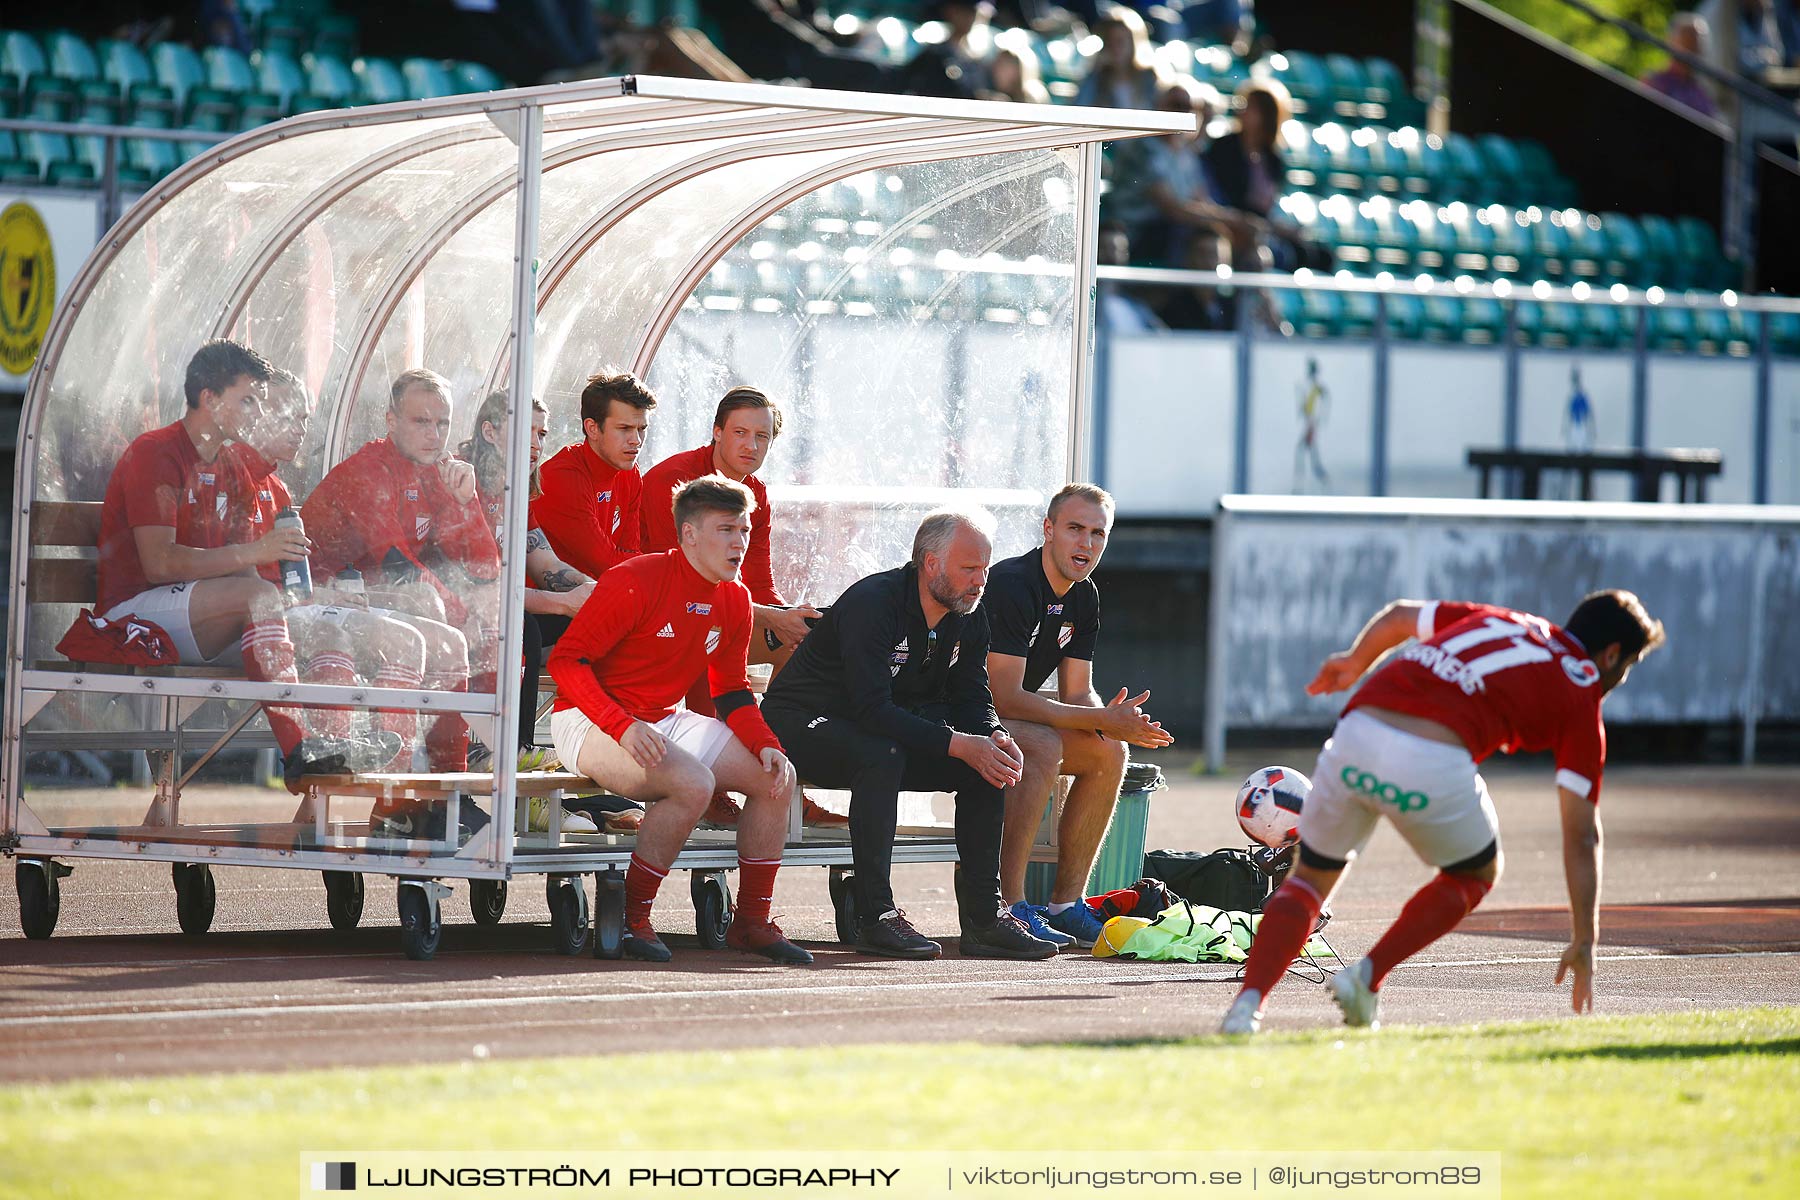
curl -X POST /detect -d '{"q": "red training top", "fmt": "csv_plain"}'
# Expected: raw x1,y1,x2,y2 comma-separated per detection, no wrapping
534,440,641,581
1345,600,1608,802
639,443,782,606
221,442,291,586
303,437,500,625
547,549,780,757
97,421,229,613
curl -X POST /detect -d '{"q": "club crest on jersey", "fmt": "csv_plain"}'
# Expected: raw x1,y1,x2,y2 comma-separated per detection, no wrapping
404,488,420,502
415,514,431,540
706,626,722,654
215,493,227,520
1057,622,1075,648
949,641,961,667
1562,656,1601,687
685,602,713,615
611,510,621,535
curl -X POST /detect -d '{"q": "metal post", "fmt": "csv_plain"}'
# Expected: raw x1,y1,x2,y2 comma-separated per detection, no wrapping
1202,505,1232,773
1415,0,1452,138
492,101,545,870
1502,299,1521,450
1092,313,1113,489
1754,310,1772,504
1631,305,1649,452
1372,291,1390,496
1233,289,1254,493
99,135,121,240
1068,141,1102,483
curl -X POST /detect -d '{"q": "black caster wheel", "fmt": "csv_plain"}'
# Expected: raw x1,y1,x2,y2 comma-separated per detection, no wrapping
172,862,216,935
547,875,590,956
691,871,732,951
469,878,508,926
17,860,69,940
322,871,364,931
592,868,625,960
829,868,858,944
398,881,442,961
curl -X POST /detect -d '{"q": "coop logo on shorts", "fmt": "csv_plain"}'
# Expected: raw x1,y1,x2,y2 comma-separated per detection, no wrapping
311,1160,356,1190
1562,655,1600,687
1340,766,1430,812
0,201,55,375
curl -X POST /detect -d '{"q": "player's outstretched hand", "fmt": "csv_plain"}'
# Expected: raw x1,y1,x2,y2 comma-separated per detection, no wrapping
766,604,822,647
758,746,795,804
558,579,597,616
254,524,312,566
620,720,667,769
1100,687,1176,748
1307,651,1363,695
438,456,478,505
1554,942,1595,1014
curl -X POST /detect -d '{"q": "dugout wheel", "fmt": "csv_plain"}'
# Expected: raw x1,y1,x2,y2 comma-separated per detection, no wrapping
17,859,71,940
547,875,589,956
592,868,625,960
397,879,447,961
322,871,365,931
828,868,858,944
470,878,508,927
690,871,733,951
172,862,217,935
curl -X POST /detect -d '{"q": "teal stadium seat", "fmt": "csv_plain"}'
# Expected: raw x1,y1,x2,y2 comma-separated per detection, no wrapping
351,56,407,105
42,30,122,122
303,52,357,106
1576,300,1626,348
1369,206,1418,271
1268,286,1305,336
1281,122,1324,191
1320,128,1371,196
1532,216,1573,282
1690,306,1734,354
98,39,177,121
1635,214,1681,288
125,132,181,183
1397,129,1444,200
2,30,77,121
312,13,360,61
1461,296,1505,343
400,57,457,100
1338,287,1379,337
1298,288,1347,337
254,48,313,112
1364,57,1423,127
1673,217,1732,291
1764,311,1800,355
1421,294,1464,341
1361,128,1406,197
1650,304,1697,351
1439,205,1493,276
1598,213,1647,286
1271,50,1331,118
1475,135,1528,207
1383,291,1426,339
452,61,505,93
1560,213,1609,283
20,129,94,187
1438,133,1485,204
153,41,238,126
204,46,282,124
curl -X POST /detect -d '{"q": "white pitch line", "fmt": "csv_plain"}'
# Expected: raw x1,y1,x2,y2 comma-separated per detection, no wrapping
1,948,1795,1029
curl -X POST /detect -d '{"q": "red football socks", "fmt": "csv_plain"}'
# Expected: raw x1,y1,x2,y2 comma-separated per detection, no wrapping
736,856,780,925
625,852,669,927
242,613,305,754
1366,872,1493,989
1238,876,1324,999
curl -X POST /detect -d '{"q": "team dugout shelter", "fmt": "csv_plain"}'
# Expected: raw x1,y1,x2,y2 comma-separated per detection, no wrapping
3,76,1185,957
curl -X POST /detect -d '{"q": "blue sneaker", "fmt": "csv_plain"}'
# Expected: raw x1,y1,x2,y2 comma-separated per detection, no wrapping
1009,901,1074,948
1044,901,1106,949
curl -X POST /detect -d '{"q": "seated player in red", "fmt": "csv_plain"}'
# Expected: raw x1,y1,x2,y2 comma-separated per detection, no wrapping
534,369,652,582
304,369,501,828
638,384,843,830
93,339,391,788
548,477,810,965
1220,590,1665,1035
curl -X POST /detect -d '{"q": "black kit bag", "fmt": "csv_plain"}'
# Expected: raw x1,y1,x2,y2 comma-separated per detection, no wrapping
1142,847,1272,913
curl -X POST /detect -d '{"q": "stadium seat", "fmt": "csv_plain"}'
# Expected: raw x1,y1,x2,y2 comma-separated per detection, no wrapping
1636,214,1681,288
0,156,36,184
1364,57,1422,127
97,38,177,121
1438,133,1486,204
1338,287,1379,337
1368,204,1418,271
400,57,457,100
1439,205,1492,276
1673,217,1729,290
152,41,239,126
351,56,407,105
254,47,313,111
1690,306,1735,355
1267,286,1306,336
1395,128,1444,200
312,13,360,61
1361,128,1406,196
1269,50,1331,118
1575,300,1627,348
1650,304,1697,351
1475,135,1529,207
1560,213,1609,283
303,52,357,105
1764,311,1800,355
204,47,283,125
1598,213,1647,286
1324,53,1372,120
1298,287,1348,337
125,132,181,182
1462,296,1506,343
1420,294,1464,341
1281,121,1325,191
1533,216,1573,282
1318,126,1371,195
452,60,505,93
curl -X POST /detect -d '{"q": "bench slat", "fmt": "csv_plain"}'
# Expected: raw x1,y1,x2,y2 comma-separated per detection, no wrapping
29,501,104,547
27,557,99,605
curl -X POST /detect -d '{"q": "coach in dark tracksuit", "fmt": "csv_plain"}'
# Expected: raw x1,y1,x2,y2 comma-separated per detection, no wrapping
762,511,1060,961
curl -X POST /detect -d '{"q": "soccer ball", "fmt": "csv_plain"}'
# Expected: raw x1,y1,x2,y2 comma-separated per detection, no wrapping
1235,765,1311,848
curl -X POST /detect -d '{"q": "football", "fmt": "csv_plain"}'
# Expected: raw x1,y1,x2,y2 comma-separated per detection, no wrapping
1235,765,1311,848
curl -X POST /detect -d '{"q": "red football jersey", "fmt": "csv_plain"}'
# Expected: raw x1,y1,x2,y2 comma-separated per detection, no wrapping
639,443,782,606
97,422,229,613
1345,601,1608,802
547,549,779,756
221,443,291,586
534,440,642,580
304,437,500,625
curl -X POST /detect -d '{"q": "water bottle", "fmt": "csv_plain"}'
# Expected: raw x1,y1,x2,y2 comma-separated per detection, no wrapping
274,507,312,602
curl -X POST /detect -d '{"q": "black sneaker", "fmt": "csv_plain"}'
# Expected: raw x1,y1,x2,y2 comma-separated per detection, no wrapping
622,917,672,962
959,911,1060,960
283,732,405,792
369,794,490,842
855,908,942,959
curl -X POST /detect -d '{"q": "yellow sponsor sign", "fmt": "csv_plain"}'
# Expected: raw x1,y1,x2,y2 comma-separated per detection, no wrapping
0,199,56,374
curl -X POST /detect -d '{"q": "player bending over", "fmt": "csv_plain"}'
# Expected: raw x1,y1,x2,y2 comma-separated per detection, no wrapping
1220,589,1664,1034
547,478,809,965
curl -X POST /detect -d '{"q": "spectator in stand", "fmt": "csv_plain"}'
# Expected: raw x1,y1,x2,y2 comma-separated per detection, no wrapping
1074,6,1165,110
1205,78,1324,272
983,43,1051,103
900,2,995,100
198,0,253,54
1115,77,1247,268
534,370,653,582
1643,13,1719,118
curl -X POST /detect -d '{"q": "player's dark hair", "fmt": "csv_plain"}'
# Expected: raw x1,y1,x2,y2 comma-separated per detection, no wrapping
673,476,755,535
1046,482,1114,526
460,389,549,497
267,366,307,409
184,339,271,409
712,385,783,439
581,369,657,430
1564,589,1665,664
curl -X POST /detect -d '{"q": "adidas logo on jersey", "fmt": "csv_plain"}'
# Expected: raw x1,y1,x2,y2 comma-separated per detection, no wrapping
655,623,676,638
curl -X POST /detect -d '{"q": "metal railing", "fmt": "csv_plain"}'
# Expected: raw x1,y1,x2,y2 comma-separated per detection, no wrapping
0,117,226,240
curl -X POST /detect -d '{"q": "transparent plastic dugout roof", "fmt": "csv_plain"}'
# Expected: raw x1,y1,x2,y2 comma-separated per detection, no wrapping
5,76,1184,869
